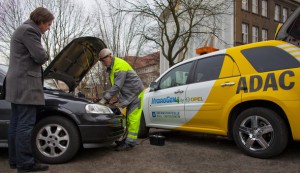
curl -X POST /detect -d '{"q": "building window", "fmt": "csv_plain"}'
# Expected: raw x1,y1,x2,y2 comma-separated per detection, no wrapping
242,0,249,11
252,0,258,14
283,8,288,22
275,5,280,21
262,0,268,17
242,23,249,44
262,29,268,41
252,26,259,43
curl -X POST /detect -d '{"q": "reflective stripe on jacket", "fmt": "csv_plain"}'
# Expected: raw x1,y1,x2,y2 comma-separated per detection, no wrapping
104,57,144,107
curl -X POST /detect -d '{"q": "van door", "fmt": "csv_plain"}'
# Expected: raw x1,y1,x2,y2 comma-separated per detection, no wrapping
275,7,300,47
182,55,241,133
147,62,193,126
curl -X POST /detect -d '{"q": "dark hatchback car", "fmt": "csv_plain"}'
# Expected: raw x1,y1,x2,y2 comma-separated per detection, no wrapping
0,37,125,164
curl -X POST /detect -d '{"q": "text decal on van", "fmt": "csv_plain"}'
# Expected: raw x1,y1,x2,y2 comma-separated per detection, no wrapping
151,97,180,104
236,70,295,94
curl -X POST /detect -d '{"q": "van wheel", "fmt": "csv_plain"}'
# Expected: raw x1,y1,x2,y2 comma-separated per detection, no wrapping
32,116,80,164
138,114,149,138
233,107,288,159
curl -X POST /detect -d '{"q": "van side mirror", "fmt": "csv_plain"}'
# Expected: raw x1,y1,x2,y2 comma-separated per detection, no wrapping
149,82,158,92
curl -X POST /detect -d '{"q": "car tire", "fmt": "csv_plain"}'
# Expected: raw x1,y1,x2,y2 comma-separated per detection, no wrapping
138,114,149,138
233,107,288,159
32,116,80,164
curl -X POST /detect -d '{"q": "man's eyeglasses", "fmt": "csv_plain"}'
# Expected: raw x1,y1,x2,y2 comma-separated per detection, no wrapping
99,54,111,61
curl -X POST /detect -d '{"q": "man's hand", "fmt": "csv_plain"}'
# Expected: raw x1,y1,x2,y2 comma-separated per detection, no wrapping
99,98,108,105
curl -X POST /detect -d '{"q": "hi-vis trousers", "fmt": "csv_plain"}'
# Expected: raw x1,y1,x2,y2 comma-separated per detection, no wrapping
125,90,145,145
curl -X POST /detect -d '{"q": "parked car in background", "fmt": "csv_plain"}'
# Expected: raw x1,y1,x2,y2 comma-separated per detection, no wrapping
0,37,125,164
139,7,300,159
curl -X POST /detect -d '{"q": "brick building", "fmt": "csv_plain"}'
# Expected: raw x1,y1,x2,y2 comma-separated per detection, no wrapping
236,0,300,46
124,52,160,88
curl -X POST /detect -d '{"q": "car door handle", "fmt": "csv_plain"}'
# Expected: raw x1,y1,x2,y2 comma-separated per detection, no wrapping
221,82,235,87
174,89,184,94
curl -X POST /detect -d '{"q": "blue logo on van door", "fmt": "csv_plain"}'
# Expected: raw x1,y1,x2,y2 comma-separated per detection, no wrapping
151,97,179,104
152,112,156,117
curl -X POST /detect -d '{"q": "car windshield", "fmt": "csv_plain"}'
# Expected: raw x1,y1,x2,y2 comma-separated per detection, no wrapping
44,79,60,90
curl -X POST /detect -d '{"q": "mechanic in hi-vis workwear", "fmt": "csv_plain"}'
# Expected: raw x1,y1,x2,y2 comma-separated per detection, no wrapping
98,48,145,151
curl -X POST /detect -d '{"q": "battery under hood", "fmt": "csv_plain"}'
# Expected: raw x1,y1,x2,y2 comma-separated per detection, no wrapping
44,37,106,92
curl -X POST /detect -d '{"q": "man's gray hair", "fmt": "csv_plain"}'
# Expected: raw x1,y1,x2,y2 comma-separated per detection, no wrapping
99,48,113,59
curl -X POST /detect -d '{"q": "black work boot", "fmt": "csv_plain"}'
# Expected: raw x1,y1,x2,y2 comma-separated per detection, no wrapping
114,140,125,146
115,142,134,151
17,163,49,172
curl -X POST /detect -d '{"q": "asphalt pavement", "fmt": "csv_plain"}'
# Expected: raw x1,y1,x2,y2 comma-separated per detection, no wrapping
1,129,300,173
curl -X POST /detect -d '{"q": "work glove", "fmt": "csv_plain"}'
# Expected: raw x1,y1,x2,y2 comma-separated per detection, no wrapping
99,98,108,105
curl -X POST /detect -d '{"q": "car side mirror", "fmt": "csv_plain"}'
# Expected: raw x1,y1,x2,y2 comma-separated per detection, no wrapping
149,82,158,92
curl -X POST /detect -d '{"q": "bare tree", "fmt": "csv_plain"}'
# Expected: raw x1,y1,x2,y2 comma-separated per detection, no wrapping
0,0,31,63
89,0,150,92
27,0,95,66
92,0,150,57
0,0,97,98
117,0,232,67
0,0,93,65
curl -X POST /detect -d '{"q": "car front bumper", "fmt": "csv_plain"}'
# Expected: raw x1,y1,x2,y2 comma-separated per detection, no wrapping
78,116,125,145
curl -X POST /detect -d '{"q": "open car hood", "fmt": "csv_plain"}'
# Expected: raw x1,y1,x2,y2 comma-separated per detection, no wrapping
44,37,106,92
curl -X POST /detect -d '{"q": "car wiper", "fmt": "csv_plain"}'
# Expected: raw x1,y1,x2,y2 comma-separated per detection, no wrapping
43,87,63,92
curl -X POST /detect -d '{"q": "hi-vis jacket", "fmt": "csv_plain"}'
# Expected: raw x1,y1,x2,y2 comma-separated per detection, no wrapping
104,57,144,108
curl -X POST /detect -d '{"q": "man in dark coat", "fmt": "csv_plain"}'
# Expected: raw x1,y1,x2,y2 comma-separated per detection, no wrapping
5,7,54,172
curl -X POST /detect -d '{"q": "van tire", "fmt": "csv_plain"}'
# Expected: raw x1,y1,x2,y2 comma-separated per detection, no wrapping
138,114,149,138
233,107,288,159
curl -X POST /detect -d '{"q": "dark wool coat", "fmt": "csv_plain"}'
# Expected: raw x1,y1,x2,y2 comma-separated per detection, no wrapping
5,19,49,105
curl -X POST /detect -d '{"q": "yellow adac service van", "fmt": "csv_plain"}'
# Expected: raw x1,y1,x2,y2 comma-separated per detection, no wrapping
139,7,300,159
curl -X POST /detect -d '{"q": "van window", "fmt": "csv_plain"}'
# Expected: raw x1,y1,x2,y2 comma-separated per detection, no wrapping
159,62,193,89
241,46,300,72
192,55,225,83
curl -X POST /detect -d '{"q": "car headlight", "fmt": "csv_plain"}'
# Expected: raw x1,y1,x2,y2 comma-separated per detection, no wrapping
85,104,113,114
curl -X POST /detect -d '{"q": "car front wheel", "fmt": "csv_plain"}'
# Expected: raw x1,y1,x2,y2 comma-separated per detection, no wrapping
233,107,288,159
32,116,80,164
